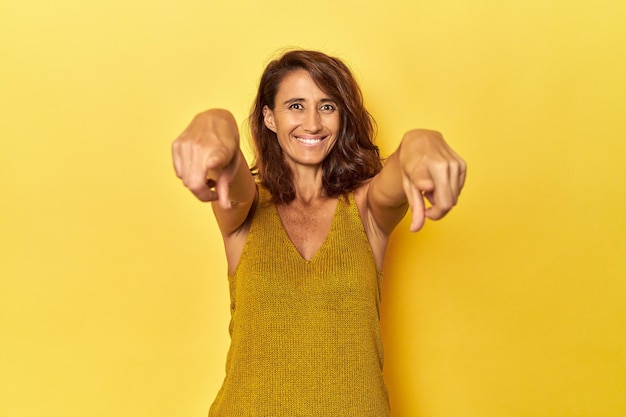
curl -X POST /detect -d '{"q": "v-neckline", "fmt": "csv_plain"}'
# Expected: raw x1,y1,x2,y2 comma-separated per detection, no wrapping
274,198,341,263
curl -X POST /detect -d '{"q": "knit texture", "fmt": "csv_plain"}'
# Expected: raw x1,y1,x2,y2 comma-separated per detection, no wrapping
209,186,389,417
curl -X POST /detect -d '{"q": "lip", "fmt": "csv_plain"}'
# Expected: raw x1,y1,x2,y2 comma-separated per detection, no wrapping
294,136,326,145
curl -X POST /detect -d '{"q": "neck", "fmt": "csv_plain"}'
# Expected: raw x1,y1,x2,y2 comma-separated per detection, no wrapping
289,164,326,205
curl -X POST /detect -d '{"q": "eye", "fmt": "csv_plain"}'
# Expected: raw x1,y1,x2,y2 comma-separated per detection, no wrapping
289,103,304,110
320,104,336,112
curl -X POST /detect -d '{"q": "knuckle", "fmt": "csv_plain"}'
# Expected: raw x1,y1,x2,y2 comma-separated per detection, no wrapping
437,195,455,212
433,159,449,170
182,177,205,192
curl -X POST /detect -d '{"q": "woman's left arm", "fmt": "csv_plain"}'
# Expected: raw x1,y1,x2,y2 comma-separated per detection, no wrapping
366,129,467,235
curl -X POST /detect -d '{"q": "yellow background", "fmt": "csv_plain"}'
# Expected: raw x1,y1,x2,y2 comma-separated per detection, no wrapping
2,0,625,416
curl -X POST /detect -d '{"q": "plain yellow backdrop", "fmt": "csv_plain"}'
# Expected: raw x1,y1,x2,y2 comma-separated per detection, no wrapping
1,0,625,416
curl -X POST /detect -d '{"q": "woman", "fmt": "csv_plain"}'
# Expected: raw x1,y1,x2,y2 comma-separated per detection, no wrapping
172,50,466,416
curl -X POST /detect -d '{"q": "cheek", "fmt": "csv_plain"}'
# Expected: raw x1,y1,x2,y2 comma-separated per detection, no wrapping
326,114,341,132
278,115,300,130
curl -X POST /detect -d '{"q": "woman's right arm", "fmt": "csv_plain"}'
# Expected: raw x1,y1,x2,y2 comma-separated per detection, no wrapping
171,109,257,237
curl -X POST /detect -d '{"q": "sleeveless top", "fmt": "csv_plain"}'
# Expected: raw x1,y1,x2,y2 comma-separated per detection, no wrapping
209,186,390,416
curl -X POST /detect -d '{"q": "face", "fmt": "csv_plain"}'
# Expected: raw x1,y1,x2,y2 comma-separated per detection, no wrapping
263,70,340,170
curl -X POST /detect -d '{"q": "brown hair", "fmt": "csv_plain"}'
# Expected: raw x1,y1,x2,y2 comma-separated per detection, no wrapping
249,49,382,204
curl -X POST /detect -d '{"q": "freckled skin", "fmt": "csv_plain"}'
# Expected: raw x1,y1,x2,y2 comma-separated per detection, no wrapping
276,198,338,261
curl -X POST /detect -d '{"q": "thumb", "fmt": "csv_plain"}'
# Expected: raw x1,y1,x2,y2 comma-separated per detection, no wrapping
207,149,240,209
216,174,232,209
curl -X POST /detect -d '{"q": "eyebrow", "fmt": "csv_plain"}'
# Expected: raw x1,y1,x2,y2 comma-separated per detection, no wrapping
281,97,337,106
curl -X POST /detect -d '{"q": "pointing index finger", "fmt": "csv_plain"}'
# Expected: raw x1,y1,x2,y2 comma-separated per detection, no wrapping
403,175,426,232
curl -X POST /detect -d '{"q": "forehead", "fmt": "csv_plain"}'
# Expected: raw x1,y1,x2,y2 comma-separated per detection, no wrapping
275,69,331,99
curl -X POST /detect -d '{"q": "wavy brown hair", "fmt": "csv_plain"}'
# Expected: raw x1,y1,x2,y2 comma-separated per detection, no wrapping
249,50,382,204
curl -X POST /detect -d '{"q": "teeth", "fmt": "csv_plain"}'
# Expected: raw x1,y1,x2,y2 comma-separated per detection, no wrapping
296,137,323,144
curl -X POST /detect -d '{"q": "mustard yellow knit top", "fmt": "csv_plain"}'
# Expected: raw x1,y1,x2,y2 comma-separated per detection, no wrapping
209,186,390,416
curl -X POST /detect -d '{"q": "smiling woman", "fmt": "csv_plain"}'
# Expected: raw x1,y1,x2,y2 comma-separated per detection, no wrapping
249,50,384,206
171,49,466,416
262,70,340,170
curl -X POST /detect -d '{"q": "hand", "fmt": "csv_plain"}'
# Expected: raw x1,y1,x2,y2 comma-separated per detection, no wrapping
171,109,241,207
399,129,467,232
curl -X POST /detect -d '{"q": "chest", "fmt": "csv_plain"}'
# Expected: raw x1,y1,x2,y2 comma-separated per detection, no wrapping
276,199,338,261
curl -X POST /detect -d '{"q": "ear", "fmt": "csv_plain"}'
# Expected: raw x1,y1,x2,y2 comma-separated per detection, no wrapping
263,105,277,133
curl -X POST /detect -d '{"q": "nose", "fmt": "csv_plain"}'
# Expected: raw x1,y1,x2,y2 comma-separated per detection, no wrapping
302,108,322,133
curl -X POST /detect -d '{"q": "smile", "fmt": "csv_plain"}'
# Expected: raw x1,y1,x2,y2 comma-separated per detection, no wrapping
295,136,325,145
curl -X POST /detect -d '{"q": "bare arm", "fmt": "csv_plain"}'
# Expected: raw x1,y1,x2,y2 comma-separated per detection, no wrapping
172,109,257,236
367,129,467,235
